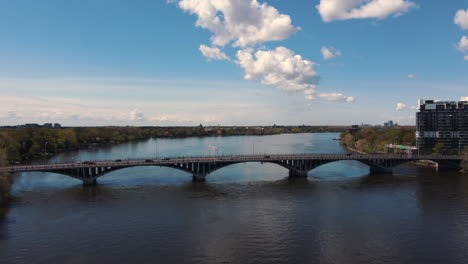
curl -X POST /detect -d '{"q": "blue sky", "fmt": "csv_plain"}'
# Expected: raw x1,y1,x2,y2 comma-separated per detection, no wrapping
0,0,467,126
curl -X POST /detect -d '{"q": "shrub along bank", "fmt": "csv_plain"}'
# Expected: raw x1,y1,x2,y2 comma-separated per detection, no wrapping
0,149,11,207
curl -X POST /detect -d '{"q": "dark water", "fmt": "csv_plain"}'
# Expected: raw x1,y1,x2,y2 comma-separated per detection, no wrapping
1,133,468,264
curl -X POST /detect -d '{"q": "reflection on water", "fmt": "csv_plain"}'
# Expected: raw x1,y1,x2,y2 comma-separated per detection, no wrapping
1,133,468,264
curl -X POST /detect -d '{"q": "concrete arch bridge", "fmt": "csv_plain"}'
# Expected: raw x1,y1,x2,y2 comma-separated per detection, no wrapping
3,154,464,185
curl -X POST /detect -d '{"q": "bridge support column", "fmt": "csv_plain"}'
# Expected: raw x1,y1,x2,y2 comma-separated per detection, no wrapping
289,169,308,178
435,160,462,172
369,166,393,174
82,178,97,186
192,173,206,182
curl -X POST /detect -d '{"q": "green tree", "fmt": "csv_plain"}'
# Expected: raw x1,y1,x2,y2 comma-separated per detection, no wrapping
0,148,11,206
432,143,445,155
462,147,468,172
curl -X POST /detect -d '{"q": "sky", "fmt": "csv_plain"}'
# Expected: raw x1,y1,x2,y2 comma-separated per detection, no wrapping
0,0,467,126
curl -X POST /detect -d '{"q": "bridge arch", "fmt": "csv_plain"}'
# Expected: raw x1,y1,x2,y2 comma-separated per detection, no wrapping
31,160,323,184
6,154,463,185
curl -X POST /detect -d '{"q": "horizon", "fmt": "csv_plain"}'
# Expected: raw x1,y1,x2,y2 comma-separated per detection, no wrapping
1,0,467,126
0,123,416,128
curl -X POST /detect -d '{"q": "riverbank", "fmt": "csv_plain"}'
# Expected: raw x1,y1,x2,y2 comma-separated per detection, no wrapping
462,156,468,173
340,127,415,154
0,170,11,207
0,150,11,207
340,128,468,172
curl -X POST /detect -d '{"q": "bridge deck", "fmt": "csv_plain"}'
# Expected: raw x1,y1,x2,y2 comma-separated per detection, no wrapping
3,154,463,173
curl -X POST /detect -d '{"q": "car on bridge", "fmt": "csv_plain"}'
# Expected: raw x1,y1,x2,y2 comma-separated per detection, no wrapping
83,161,96,165
145,159,154,163
114,159,122,162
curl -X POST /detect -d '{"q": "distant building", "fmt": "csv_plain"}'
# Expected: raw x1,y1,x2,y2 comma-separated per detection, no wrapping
0,123,63,129
416,99,468,154
22,123,41,128
384,120,394,127
348,125,361,141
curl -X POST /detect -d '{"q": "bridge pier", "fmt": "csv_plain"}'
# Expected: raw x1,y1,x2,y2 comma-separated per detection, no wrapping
289,169,308,178
435,160,463,172
369,166,393,174
82,178,97,186
192,173,206,182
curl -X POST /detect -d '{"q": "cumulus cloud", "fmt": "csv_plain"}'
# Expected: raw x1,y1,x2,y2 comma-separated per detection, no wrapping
396,102,407,111
130,109,145,122
319,93,355,102
461,97,468,101
457,36,468,52
179,0,300,47
465,55,468,61
396,103,418,111
303,89,315,100
177,1,355,103
321,46,342,60
199,45,230,60
407,74,415,79
316,0,416,22
455,9,468,30
236,47,319,99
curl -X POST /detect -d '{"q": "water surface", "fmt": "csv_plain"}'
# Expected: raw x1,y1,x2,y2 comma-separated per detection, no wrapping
1,133,468,264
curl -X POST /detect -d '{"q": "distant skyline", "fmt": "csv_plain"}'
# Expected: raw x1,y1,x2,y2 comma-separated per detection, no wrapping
0,0,467,126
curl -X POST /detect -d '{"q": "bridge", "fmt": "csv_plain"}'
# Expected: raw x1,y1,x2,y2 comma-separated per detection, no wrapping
3,154,464,185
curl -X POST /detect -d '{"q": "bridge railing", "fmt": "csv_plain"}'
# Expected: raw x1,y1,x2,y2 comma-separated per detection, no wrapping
3,153,464,172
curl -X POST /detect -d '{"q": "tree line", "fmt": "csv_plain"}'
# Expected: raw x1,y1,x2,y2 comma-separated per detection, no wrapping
0,125,349,163
340,127,416,154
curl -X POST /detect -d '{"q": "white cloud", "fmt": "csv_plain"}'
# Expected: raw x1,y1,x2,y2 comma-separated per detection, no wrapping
316,0,416,22
464,55,468,61
455,9,468,30
319,93,355,102
0,95,255,126
396,103,418,111
321,46,342,60
199,45,230,61
396,102,407,111
179,0,299,47
461,97,468,101
130,109,145,122
236,47,319,99
304,89,315,100
457,36,468,52
407,74,415,79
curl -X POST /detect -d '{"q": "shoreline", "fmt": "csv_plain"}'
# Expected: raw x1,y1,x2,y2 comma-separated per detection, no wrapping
341,143,439,168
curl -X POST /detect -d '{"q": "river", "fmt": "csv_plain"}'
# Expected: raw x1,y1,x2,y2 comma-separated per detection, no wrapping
1,133,468,264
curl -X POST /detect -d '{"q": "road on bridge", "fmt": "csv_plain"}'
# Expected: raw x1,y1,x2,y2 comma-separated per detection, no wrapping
2,154,464,185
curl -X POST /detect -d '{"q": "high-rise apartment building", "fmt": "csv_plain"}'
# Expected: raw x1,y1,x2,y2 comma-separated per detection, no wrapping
416,99,468,154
